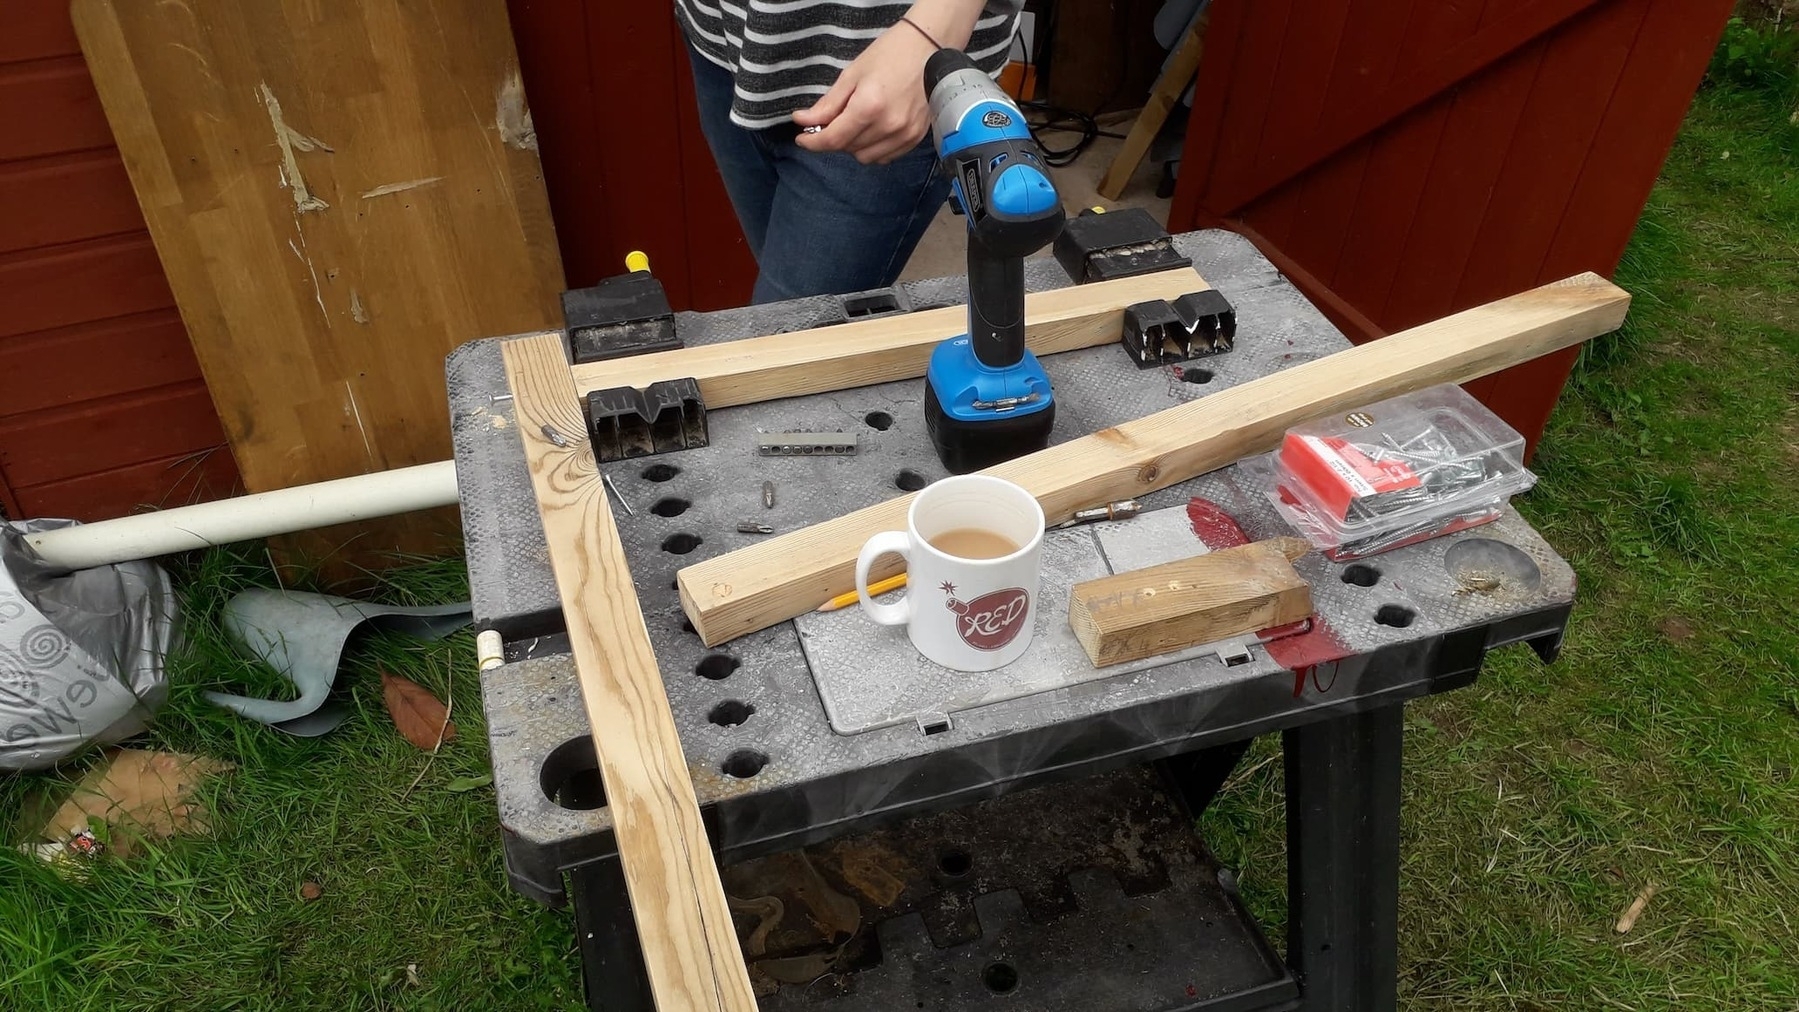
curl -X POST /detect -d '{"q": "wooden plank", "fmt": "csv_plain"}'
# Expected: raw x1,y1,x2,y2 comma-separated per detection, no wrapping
500,333,757,1012
71,0,564,508
1069,537,1313,667
678,273,1630,645
1096,14,1208,201
570,267,1213,405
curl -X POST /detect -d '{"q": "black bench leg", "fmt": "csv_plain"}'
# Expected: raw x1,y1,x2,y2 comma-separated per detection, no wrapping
1283,705,1404,1012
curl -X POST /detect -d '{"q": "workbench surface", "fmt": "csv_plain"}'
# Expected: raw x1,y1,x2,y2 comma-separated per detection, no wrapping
447,230,1574,907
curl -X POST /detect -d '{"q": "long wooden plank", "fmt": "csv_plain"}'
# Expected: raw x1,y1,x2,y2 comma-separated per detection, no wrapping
1069,537,1313,667
679,273,1629,645
569,267,1212,405
502,334,756,1012
1097,14,1209,201
73,0,564,562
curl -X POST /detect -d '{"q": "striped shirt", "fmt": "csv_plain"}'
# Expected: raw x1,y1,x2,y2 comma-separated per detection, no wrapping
676,0,1025,129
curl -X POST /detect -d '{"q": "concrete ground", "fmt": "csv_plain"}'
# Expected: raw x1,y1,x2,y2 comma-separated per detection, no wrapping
899,129,1176,282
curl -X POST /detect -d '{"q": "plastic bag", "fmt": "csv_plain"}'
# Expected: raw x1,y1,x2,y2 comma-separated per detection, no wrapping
0,520,178,771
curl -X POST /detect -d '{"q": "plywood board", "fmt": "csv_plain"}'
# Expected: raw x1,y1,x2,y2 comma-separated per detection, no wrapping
501,333,755,1011
678,273,1629,645
73,0,564,556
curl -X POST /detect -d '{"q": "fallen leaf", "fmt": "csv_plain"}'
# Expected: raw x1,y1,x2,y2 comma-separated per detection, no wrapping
1657,616,1696,642
382,671,456,750
40,749,232,859
405,964,420,987
299,880,323,901
1615,882,1659,933
728,894,785,957
444,773,493,793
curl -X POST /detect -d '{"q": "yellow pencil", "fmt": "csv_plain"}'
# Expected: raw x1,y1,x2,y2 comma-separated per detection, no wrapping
817,573,907,612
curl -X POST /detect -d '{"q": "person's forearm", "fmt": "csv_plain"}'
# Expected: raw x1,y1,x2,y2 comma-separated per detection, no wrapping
902,0,989,51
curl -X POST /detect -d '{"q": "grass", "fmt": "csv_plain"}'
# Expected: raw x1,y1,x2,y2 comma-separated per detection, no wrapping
0,549,586,1010
5,43,1799,1012
1203,60,1799,1011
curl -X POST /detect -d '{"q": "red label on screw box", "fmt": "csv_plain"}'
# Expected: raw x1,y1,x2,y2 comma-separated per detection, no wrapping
1280,433,1421,519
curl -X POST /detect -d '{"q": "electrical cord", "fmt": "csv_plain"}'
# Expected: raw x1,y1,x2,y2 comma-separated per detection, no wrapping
1003,27,1105,166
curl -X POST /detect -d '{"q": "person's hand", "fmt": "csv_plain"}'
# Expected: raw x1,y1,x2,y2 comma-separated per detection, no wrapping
793,24,938,165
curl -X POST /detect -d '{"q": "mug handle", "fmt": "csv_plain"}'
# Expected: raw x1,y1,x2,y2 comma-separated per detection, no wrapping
855,531,912,626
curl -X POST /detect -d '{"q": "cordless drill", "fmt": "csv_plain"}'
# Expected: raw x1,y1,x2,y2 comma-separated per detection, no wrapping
922,50,1066,474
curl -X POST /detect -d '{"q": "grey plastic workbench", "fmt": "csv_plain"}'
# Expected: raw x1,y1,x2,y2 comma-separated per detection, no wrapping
448,230,1574,1011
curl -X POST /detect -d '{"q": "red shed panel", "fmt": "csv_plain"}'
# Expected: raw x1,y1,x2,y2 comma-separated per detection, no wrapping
505,1,756,310
0,2,237,523
1171,0,1732,451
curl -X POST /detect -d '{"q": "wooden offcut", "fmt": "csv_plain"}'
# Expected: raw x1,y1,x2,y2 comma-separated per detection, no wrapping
679,273,1629,646
1097,14,1209,200
1069,537,1313,667
73,0,564,562
570,267,1212,405
501,334,756,1012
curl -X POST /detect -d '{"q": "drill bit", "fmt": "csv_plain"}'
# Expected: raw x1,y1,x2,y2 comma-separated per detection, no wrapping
762,481,775,509
1053,500,1142,529
736,522,775,535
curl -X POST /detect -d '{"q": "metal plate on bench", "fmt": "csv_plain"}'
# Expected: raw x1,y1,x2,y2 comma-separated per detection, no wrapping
799,506,1299,735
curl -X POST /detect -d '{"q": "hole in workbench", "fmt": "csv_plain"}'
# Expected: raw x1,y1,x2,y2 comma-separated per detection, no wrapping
1341,564,1381,587
982,962,1019,994
661,533,702,555
680,617,698,637
721,749,767,779
938,847,972,878
864,411,893,430
708,700,754,727
895,469,928,492
641,463,680,482
1375,604,1416,628
650,497,691,518
1182,367,1214,384
696,654,740,680
540,736,606,810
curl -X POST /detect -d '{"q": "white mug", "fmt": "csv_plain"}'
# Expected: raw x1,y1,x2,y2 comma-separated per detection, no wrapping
855,475,1045,672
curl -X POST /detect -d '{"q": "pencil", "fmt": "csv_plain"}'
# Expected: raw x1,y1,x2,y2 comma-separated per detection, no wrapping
817,574,907,612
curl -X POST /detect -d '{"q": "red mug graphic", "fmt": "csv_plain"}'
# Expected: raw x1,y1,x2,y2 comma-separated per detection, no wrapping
940,583,1031,651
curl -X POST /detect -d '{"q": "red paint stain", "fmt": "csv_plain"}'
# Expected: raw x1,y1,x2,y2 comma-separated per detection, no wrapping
1185,497,1249,549
1185,497,1351,696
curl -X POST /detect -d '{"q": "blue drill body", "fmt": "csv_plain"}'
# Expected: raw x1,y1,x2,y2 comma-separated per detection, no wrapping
922,50,1066,473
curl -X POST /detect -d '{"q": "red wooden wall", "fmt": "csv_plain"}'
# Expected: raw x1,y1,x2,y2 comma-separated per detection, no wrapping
506,2,756,308
1170,0,1734,450
0,0,240,522
0,0,1727,520
0,2,753,524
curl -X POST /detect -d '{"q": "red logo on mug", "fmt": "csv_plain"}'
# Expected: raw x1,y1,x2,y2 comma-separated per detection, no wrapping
940,583,1031,651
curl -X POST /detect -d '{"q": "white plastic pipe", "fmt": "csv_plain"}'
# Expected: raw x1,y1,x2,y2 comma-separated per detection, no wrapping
23,460,460,573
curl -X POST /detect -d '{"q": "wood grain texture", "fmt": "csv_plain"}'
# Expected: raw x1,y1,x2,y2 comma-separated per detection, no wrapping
679,273,1629,645
501,333,756,1012
71,0,563,526
570,268,1212,405
1096,14,1208,201
1069,537,1313,667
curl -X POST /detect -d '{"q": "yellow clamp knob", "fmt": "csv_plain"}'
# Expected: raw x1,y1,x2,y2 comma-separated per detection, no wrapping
624,250,650,273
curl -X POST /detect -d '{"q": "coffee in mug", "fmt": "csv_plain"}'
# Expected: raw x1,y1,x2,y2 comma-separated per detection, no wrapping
854,475,1045,672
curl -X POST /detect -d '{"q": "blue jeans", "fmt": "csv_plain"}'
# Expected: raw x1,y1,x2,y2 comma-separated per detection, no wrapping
686,45,951,305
